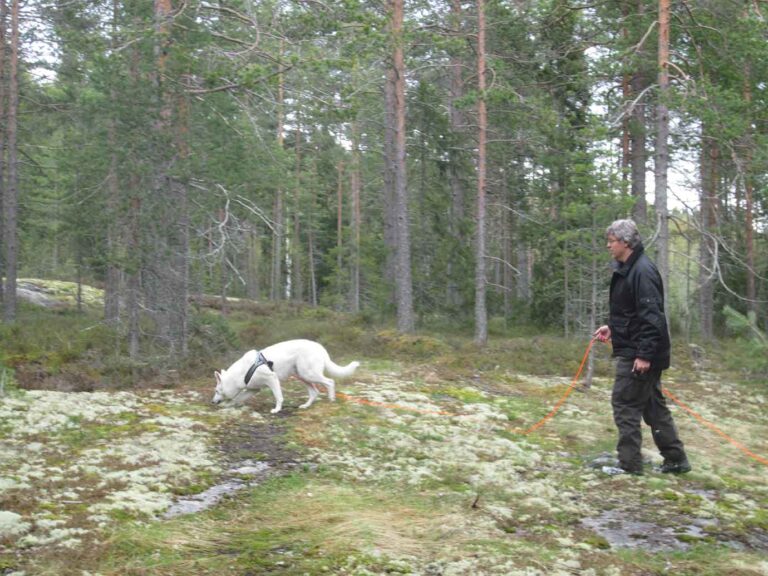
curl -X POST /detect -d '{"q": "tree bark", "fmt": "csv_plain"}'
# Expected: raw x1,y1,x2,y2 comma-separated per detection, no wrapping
628,0,649,224
292,125,303,302
2,0,18,323
742,61,756,315
654,0,670,289
271,38,285,301
383,66,397,296
699,130,717,341
447,0,465,308
390,0,414,333
336,159,344,304
0,0,8,305
350,120,362,313
474,0,488,345
104,0,121,325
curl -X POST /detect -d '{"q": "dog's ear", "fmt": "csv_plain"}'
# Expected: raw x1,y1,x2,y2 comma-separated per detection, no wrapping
267,361,274,371
215,371,222,384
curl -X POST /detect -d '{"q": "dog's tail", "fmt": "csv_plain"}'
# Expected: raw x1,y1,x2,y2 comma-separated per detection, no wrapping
325,359,360,379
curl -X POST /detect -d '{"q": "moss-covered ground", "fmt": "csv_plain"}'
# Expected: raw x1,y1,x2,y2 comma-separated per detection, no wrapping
0,286,766,575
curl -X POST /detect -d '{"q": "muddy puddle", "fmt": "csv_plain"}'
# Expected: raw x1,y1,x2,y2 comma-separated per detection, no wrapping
580,509,718,552
581,488,768,553
164,420,301,519
164,460,272,518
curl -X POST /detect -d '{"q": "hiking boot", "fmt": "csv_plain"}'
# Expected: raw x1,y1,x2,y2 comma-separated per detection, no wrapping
601,465,643,476
655,460,692,474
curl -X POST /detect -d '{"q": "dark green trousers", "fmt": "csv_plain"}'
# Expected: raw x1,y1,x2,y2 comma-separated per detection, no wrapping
611,358,687,472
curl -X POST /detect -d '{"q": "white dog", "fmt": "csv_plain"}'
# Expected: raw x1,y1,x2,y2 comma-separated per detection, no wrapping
212,339,360,414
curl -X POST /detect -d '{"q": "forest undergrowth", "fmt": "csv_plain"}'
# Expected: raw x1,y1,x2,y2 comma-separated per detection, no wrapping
0,286,766,575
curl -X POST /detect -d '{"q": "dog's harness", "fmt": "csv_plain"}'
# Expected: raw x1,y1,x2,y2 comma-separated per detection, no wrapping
244,351,270,386
226,351,271,406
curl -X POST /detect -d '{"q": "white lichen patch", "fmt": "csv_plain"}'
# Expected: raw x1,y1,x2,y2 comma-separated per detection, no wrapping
2,357,767,576
317,366,768,574
0,511,30,538
0,387,229,552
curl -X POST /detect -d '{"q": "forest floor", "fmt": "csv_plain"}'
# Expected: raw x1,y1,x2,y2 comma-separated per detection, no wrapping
0,282,767,575
1,337,767,575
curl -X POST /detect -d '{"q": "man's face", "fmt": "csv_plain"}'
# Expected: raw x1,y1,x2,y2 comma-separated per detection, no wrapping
607,235,632,263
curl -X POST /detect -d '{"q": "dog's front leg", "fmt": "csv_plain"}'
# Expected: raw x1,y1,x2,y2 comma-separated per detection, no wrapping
265,379,283,414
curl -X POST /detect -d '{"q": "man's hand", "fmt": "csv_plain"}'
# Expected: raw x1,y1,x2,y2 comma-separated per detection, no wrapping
632,358,651,374
594,325,611,343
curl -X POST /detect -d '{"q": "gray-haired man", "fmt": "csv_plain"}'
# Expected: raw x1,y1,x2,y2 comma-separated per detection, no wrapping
594,219,691,476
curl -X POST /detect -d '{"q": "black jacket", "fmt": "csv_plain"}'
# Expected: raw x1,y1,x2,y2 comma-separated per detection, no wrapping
608,243,671,370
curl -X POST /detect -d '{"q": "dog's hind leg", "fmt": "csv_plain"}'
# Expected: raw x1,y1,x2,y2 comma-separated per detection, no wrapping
298,381,320,409
312,376,335,402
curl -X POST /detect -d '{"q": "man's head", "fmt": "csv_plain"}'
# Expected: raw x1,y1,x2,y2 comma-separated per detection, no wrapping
605,219,641,263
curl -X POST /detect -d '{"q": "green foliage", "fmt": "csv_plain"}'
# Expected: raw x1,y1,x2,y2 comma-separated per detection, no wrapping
0,308,117,369
373,330,452,359
723,305,767,345
8,0,768,350
187,312,240,357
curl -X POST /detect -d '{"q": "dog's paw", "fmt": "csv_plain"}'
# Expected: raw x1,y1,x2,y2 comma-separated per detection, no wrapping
270,407,281,414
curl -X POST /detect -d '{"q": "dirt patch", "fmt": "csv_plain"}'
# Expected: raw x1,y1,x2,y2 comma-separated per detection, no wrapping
215,418,302,467
163,419,304,519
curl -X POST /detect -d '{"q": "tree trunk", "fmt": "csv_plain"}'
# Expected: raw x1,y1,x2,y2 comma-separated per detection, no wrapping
383,66,397,294
127,194,141,359
154,0,189,357
104,0,121,325
350,121,362,313
447,0,465,309
245,224,261,300
271,38,285,301
742,61,756,315
292,125,303,302
629,0,649,224
390,0,414,333
218,208,229,315
654,0,670,289
0,0,8,305
584,224,599,388
2,0,18,323
699,130,717,341
474,0,488,345
336,159,344,304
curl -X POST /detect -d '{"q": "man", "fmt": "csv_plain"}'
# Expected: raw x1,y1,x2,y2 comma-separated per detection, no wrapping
593,219,691,476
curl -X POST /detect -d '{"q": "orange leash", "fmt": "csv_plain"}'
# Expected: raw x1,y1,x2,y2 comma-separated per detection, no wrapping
661,386,768,467
335,391,457,416
513,337,596,435
336,338,597,431
337,338,768,468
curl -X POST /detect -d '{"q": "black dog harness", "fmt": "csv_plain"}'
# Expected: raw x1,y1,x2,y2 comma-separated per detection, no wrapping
244,351,270,386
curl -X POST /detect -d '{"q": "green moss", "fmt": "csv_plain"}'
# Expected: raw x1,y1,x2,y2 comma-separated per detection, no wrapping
439,385,487,404
57,416,161,450
582,534,611,549
0,555,17,571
